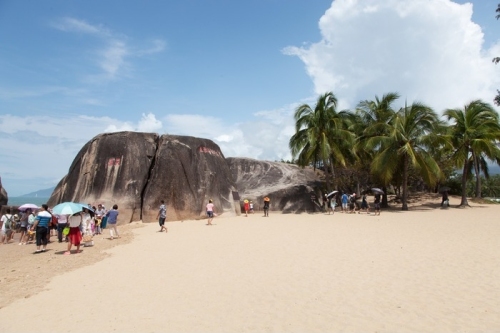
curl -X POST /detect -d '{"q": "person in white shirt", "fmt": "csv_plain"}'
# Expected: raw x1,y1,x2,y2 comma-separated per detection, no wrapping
65,212,82,255
1,208,14,244
56,214,69,243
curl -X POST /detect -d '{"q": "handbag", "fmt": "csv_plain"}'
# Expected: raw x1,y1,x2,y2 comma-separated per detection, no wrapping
62,227,70,236
82,234,93,242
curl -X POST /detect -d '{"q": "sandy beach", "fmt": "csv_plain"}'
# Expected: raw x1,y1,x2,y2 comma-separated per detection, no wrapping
0,194,499,333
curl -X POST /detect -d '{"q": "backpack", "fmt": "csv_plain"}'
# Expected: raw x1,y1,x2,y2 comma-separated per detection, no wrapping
4,215,13,230
51,214,58,226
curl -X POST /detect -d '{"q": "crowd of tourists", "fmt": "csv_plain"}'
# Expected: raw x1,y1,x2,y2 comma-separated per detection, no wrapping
0,203,120,255
318,192,382,216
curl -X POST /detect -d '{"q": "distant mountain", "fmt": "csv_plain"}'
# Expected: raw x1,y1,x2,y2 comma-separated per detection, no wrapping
19,187,54,198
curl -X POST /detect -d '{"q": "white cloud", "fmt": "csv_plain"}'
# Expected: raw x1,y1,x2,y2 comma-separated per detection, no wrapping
283,0,500,113
52,17,109,36
99,40,129,78
164,106,296,161
0,113,158,181
137,113,163,132
137,39,167,55
52,17,165,81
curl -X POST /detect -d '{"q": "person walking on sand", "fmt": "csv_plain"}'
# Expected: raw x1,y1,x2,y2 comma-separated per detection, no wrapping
157,200,167,232
56,213,69,243
65,212,82,255
106,204,120,240
441,191,449,207
31,204,52,253
18,209,29,245
348,193,357,214
206,199,215,225
263,197,270,217
360,192,369,214
329,196,336,214
374,193,381,216
341,193,349,213
1,208,14,244
243,200,250,217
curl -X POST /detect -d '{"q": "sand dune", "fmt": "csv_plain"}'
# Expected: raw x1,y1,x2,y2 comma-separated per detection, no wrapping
0,196,499,332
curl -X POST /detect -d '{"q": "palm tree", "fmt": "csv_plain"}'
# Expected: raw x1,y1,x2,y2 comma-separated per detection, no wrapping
356,92,399,207
366,101,444,210
289,92,354,191
444,100,500,205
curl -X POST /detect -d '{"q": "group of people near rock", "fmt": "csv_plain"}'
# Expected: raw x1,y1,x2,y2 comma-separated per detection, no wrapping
0,203,121,255
320,192,382,216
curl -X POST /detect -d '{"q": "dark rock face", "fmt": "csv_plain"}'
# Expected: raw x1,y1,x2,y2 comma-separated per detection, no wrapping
49,132,238,224
227,157,324,213
141,135,238,223
0,176,8,206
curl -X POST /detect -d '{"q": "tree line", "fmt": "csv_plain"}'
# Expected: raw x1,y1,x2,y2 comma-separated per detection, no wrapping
288,92,500,210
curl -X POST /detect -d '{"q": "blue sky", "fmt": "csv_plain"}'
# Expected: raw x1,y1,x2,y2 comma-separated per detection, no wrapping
1,0,500,196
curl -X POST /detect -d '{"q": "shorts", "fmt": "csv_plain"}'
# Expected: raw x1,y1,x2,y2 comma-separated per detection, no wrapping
374,203,380,210
20,226,28,232
5,229,13,237
159,217,166,226
361,202,368,209
342,203,348,209
207,211,214,218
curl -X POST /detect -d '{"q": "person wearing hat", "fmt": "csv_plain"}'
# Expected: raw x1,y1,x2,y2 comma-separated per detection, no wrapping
349,193,357,213
94,203,106,235
263,197,270,217
243,200,250,217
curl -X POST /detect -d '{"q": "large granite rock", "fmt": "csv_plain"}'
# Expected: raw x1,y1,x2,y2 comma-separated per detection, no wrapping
48,132,238,224
0,176,8,206
141,135,238,222
227,158,324,213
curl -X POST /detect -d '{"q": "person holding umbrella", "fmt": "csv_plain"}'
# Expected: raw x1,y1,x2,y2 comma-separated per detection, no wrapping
371,188,384,216
18,209,30,245
65,211,82,255
243,199,250,217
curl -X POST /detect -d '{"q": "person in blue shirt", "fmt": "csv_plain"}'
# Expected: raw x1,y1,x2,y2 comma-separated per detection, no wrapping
341,193,349,213
106,204,120,240
31,204,52,253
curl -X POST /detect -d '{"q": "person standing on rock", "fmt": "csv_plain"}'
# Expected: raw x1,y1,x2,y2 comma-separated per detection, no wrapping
206,199,215,225
157,200,167,232
106,204,120,240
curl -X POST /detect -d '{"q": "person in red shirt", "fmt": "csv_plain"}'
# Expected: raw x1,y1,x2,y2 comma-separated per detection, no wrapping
243,200,250,217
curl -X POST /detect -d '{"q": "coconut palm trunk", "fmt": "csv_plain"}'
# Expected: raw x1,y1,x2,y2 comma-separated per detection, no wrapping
402,155,409,211
460,157,469,206
472,152,482,198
